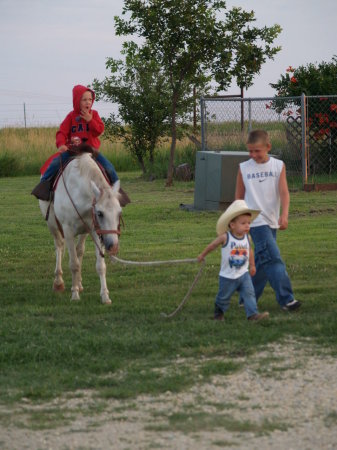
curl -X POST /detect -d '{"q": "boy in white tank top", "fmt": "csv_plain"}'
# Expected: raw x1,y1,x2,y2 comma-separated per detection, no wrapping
235,130,301,311
198,200,269,322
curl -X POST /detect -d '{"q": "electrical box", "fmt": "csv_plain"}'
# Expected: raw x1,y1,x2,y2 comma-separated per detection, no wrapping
194,151,250,210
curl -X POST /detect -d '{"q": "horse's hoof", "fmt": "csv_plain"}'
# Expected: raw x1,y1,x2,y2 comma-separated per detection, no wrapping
101,298,112,305
53,282,65,292
71,291,80,301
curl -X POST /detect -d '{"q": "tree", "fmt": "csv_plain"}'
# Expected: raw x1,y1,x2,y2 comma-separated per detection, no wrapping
115,0,282,185
92,42,171,175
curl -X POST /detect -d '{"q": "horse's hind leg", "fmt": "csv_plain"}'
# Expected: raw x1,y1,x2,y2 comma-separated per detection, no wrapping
53,232,65,292
76,234,87,292
39,200,65,292
64,231,82,301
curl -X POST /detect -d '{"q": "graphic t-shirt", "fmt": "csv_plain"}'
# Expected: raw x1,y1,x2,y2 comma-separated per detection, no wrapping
219,232,250,279
240,157,284,228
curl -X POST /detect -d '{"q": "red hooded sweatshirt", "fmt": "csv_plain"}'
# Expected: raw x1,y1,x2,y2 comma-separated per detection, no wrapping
55,85,104,150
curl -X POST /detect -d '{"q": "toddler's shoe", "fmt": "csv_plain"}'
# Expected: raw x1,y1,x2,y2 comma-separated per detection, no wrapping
282,299,301,311
248,312,269,321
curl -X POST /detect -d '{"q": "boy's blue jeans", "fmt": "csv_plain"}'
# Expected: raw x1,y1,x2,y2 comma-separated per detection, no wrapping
215,272,258,319
41,151,119,184
249,225,294,307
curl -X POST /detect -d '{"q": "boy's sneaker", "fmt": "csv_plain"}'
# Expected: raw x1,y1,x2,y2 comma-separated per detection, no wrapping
248,312,269,321
213,313,224,321
282,299,301,311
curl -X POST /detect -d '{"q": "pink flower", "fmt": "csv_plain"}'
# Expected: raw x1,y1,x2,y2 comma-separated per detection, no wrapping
286,66,295,73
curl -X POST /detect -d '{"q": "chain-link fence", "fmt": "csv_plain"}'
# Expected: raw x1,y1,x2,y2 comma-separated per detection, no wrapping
200,95,337,189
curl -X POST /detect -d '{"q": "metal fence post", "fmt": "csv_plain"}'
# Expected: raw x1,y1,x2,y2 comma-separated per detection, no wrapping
248,99,252,132
23,103,27,128
200,97,205,151
240,87,244,132
301,93,307,185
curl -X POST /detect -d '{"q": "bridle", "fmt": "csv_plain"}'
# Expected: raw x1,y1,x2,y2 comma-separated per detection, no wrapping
92,195,124,236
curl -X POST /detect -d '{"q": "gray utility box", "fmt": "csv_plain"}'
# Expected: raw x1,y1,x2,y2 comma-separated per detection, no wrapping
194,151,250,211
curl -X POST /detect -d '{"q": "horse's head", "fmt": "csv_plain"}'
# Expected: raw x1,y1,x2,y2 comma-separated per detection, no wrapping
91,180,122,255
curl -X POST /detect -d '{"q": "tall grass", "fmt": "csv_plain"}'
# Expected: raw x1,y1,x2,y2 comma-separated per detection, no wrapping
0,127,197,178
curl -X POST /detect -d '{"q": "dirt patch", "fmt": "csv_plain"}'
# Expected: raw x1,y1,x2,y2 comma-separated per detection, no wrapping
1,341,337,450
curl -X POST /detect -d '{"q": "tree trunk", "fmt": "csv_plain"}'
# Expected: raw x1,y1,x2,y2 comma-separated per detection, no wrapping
137,154,146,174
166,98,177,186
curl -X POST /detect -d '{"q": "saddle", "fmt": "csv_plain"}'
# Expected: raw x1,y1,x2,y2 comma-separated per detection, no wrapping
31,143,130,207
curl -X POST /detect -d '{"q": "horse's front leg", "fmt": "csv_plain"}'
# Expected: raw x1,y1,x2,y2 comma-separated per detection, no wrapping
64,230,82,301
76,234,88,292
53,231,65,292
95,245,112,305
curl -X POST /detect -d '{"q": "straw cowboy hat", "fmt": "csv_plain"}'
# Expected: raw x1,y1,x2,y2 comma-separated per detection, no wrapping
216,200,260,235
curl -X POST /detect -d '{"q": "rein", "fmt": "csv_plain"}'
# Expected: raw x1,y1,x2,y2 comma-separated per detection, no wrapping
58,152,120,258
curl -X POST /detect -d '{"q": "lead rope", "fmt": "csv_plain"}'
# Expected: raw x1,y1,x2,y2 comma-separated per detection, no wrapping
109,255,205,318
59,152,205,317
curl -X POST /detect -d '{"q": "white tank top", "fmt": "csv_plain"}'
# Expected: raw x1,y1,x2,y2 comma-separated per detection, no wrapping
220,232,250,279
240,157,284,228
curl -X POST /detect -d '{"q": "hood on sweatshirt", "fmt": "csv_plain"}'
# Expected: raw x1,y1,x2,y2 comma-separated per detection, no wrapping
72,85,95,114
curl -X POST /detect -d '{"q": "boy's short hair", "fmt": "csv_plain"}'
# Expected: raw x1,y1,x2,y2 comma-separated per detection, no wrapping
247,129,270,145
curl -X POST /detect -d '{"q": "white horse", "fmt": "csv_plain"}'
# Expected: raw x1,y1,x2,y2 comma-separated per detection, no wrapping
39,153,123,304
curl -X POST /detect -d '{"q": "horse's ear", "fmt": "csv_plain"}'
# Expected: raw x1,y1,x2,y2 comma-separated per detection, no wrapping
112,179,120,195
91,181,101,200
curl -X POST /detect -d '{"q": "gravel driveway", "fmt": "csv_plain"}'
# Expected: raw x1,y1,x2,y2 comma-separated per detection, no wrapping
1,340,337,450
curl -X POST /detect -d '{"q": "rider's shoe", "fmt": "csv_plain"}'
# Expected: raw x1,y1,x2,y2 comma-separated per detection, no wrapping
31,179,53,201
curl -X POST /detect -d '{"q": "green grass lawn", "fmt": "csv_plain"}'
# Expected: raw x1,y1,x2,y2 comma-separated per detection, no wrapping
0,173,336,404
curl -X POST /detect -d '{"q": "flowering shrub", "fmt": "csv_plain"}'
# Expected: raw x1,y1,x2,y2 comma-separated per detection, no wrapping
270,57,337,175
270,57,337,97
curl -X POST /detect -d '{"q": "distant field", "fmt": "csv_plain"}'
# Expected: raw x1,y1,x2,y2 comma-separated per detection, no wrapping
1,125,336,188
0,127,197,177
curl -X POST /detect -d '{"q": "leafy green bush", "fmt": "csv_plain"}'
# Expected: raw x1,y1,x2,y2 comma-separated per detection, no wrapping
0,153,21,177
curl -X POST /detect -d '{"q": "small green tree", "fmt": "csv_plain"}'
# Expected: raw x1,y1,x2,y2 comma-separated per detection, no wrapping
115,0,282,185
93,42,171,175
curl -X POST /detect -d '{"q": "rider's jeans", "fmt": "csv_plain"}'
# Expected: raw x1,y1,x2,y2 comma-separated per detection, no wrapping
41,151,118,185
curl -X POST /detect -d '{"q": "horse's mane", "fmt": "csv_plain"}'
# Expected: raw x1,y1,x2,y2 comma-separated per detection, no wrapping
75,153,110,189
